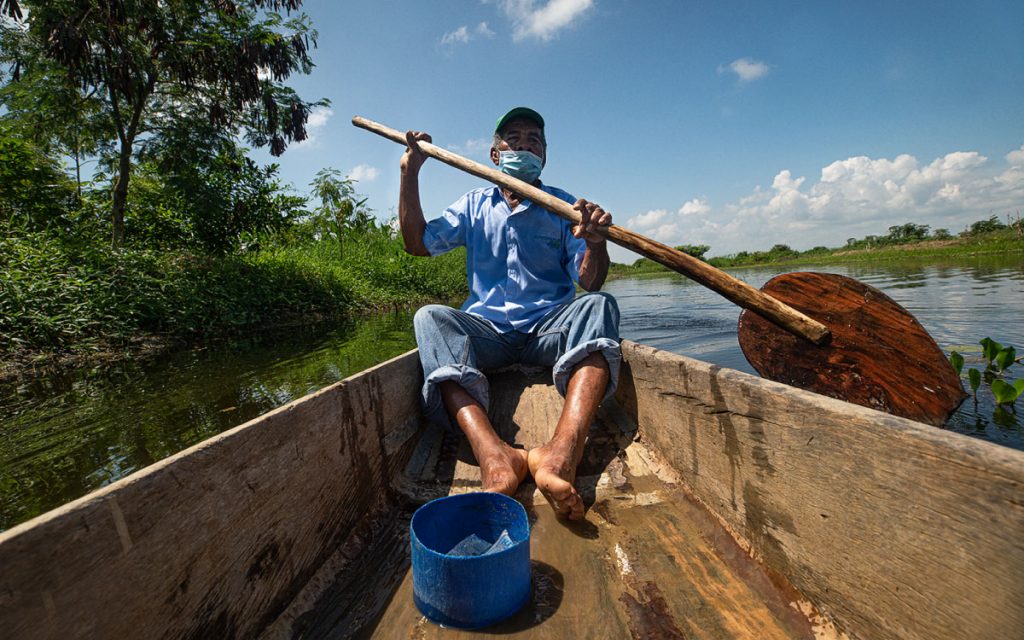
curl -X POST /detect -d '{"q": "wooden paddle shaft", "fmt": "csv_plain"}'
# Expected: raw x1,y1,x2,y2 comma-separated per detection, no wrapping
352,115,831,345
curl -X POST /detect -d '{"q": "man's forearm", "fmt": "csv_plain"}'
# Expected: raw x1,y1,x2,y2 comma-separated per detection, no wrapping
399,168,429,256
578,243,609,291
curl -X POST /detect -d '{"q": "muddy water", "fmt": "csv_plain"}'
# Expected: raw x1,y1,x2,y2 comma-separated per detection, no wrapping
2,254,1021,530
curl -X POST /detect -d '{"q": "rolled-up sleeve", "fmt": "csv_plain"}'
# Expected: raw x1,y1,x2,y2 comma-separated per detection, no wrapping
422,196,468,256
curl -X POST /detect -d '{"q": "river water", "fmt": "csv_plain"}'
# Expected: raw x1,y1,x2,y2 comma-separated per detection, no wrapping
1,255,1022,530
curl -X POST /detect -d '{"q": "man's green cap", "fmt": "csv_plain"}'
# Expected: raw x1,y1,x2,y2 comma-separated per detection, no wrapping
495,107,544,133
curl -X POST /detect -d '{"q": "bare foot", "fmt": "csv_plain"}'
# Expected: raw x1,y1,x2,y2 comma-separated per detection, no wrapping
478,444,530,495
528,439,585,520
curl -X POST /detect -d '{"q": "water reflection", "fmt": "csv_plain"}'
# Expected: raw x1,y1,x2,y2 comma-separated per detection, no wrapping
0,312,418,530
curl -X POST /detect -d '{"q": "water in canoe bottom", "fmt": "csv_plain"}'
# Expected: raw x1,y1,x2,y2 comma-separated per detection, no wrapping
283,367,834,639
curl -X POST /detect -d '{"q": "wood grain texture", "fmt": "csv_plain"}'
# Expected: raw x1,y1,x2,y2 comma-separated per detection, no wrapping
0,351,425,640
738,271,967,426
617,340,1024,640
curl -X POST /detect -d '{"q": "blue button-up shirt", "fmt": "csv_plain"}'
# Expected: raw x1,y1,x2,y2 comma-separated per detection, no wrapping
422,184,588,333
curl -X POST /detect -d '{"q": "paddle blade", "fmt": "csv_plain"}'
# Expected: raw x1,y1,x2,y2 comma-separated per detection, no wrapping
737,272,967,426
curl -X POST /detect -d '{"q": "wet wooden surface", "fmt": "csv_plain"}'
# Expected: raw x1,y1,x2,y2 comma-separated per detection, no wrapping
362,368,830,640
737,271,967,425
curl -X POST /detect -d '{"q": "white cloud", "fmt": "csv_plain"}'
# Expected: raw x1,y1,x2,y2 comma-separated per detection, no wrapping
718,57,771,83
622,146,1024,258
348,164,379,183
448,137,493,158
292,107,333,149
495,0,594,42
679,197,711,217
1007,145,1024,167
441,26,471,46
440,22,496,48
633,209,669,227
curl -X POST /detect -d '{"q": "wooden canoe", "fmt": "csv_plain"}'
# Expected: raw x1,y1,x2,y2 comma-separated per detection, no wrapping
1,341,1021,639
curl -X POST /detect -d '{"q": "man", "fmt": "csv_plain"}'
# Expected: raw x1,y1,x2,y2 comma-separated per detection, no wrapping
398,107,620,520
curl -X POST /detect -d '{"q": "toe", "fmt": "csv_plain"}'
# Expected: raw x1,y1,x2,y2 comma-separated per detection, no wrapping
565,491,585,520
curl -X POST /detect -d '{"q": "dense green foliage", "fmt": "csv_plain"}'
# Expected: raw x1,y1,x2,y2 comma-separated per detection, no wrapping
1,0,324,245
0,227,466,355
0,122,79,230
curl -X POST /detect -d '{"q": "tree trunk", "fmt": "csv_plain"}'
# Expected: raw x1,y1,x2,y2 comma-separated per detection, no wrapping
107,77,152,248
111,138,132,247
74,136,82,207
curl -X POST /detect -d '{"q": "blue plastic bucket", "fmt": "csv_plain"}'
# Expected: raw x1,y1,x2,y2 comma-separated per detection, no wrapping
410,492,531,629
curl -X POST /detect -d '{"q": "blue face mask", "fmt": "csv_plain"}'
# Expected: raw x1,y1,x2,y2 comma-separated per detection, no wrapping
498,149,543,183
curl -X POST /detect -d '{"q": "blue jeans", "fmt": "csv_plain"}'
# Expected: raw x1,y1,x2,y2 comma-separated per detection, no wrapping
414,292,622,429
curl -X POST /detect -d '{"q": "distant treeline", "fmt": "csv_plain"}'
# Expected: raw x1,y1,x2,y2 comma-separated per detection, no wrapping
611,215,1024,274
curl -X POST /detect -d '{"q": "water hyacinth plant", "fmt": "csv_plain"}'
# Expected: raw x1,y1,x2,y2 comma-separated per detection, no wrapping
951,338,1024,422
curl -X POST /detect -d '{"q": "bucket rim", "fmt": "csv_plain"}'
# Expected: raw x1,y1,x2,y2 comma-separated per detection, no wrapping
410,491,530,560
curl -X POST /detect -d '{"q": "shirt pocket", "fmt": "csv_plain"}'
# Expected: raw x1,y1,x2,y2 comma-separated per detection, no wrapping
528,216,564,252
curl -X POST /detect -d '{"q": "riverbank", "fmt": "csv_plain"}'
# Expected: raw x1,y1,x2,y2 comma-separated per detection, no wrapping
608,227,1023,278
0,228,467,381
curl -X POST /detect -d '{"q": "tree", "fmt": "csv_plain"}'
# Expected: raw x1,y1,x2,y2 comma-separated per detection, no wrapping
307,168,374,250
0,24,106,205
673,244,710,261
143,122,307,255
0,121,78,232
886,222,930,244
0,0,326,246
963,216,1005,236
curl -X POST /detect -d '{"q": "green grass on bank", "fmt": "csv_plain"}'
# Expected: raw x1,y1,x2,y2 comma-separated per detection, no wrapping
609,227,1024,277
0,229,467,358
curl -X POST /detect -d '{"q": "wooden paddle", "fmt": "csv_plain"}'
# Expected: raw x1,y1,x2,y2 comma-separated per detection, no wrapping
352,115,967,425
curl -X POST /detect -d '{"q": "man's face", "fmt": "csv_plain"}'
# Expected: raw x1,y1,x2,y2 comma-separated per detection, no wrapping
490,118,546,166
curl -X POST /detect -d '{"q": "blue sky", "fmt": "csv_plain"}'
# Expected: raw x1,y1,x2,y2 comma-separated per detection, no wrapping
254,0,1024,261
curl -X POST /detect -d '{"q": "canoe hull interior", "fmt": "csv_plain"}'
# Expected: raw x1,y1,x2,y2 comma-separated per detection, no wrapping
1,341,1021,639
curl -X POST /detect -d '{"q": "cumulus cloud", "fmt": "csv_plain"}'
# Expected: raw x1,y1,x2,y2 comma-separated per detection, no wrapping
718,57,771,83
622,146,1024,258
1007,145,1024,167
292,107,333,149
348,164,379,183
679,197,711,217
440,22,495,48
494,0,594,42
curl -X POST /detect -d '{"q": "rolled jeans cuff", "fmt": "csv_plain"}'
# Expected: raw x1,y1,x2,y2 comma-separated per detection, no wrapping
552,338,622,402
422,364,490,430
